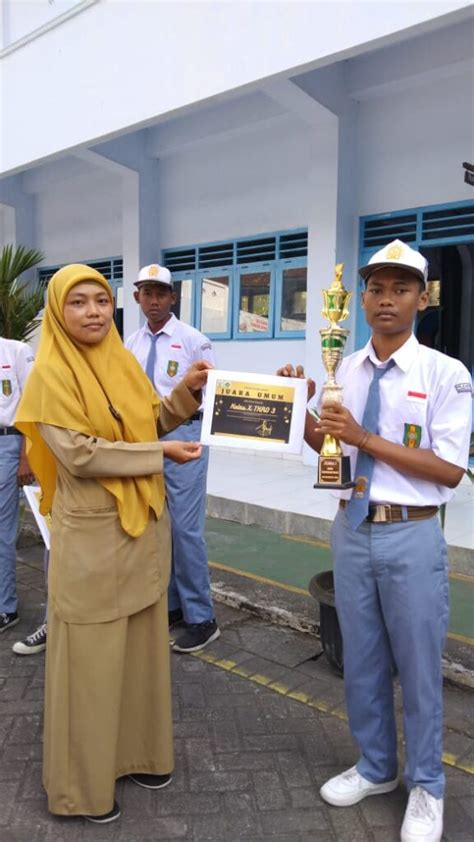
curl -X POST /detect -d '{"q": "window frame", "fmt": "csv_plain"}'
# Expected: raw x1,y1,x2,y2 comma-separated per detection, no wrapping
233,260,275,341
162,228,308,341
168,269,196,326
196,266,233,340
274,256,308,340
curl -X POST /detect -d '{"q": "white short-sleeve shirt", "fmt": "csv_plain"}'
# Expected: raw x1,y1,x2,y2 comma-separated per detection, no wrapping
125,314,216,399
0,337,35,427
321,334,472,506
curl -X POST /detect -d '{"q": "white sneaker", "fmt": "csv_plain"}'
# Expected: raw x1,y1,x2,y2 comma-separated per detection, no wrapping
320,765,399,807
401,787,443,842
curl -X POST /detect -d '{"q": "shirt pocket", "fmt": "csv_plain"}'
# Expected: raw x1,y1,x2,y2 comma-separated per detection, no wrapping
380,396,429,448
0,372,20,406
50,506,121,623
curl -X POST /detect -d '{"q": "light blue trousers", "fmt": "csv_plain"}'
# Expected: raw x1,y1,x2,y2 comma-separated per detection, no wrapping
331,507,449,799
161,419,214,624
0,435,22,614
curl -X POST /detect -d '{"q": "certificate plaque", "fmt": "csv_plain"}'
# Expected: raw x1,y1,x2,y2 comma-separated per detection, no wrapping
201,370,307,454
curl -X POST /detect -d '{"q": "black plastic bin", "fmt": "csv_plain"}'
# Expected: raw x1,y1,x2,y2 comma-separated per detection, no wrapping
309,570,344,677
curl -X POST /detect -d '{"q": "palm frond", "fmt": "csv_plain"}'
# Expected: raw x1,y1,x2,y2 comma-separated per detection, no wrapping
0,244,45,341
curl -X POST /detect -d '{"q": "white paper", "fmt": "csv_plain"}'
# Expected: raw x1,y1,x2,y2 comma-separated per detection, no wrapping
22,485,51,550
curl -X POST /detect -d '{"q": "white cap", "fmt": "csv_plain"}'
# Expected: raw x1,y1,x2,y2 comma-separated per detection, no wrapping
359,239,428,287
134,264,172,287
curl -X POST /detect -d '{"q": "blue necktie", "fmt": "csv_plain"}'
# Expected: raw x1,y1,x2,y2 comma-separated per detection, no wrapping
346,359,395,529
145,334,159,386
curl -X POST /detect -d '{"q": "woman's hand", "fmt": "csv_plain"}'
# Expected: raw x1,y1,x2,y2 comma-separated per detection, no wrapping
162,440,203,464
276,363,316,402
318,402,365,447
17,452,35,487
183,361,214,395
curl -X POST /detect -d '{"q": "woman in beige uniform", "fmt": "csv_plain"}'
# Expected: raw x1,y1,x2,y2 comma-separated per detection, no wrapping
15,264,210,823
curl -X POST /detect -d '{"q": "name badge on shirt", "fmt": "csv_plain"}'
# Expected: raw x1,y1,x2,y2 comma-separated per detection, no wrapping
403,423,422,448
167,360,179,377
1,379,12,397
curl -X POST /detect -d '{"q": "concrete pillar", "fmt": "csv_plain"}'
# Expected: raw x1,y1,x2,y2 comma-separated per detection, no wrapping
0,174,38,281
80,139,161,340
304,115,339,467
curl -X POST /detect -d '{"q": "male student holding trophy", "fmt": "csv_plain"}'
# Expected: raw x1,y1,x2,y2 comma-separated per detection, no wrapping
278,241,472,842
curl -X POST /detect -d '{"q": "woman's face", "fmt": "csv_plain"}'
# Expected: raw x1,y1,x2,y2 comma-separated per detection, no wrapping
63,282,114,345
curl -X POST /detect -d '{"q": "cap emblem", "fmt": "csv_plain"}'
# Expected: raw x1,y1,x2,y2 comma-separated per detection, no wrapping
148,265,159,277
386,244,403,261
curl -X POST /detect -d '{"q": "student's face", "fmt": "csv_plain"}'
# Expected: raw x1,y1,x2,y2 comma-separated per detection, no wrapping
362,268,429,336
63,282,114,345
134,283,176,330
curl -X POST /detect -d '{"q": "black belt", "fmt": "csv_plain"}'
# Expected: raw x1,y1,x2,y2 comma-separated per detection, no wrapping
189,412,203,422
339,500,439,523
0,426,22,436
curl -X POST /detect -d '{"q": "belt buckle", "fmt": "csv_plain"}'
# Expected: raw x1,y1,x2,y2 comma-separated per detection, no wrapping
372,504,392,523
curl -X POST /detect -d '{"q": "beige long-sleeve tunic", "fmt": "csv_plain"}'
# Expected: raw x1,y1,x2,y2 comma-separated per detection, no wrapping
38,380,200,816
39,379,199,624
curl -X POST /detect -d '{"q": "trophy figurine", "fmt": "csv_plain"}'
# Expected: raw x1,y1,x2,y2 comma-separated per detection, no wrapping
314,263,355,489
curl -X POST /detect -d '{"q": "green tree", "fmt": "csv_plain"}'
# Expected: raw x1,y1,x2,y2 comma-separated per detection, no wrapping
0,244,46,341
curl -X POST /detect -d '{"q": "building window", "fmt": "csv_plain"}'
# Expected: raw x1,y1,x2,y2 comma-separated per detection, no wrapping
163,229,307,340
278,265,307,334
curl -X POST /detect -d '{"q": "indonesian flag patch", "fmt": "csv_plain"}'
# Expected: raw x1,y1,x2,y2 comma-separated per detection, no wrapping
406,390,427,404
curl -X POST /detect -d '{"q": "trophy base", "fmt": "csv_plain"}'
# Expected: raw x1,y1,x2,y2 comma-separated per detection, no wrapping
314,455,355,490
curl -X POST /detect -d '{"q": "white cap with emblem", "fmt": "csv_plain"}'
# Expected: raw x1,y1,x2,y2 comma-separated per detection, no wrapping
135,264,172,287
359,239,428,286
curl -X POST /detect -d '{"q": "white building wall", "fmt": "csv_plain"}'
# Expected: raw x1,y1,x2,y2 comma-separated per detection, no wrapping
35,168,122,266
356,70,473,216
158,116,315,375
1,0,471,174
158,117,312,246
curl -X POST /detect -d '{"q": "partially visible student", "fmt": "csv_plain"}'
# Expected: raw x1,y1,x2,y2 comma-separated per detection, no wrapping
0,335,35,633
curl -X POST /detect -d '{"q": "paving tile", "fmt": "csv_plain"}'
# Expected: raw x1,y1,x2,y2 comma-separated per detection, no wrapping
2,543,473,841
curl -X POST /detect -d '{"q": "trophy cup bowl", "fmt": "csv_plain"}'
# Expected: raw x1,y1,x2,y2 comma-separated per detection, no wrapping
314,265,355,489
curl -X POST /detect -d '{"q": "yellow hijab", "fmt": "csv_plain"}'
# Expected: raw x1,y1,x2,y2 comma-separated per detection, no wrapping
15,264,164,537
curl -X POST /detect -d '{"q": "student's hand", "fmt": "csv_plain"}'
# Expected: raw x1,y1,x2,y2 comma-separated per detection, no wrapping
17,453,35,487
183,361,214,395
318,402,366,447
276,363,316,402
162,440,203,464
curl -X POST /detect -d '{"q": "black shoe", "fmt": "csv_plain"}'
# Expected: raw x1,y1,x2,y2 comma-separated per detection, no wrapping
0,612,19,634
168,608,184,629
84,800,121,824
128,773,172,790
12,622,47,655
173,620,221,653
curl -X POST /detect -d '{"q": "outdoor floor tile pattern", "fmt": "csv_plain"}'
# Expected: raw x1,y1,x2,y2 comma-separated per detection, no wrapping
1,552,473,841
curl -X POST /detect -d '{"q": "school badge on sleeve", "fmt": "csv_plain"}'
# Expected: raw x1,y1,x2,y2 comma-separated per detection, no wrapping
403,423,422,448
167,360,179,377
1,379,12,397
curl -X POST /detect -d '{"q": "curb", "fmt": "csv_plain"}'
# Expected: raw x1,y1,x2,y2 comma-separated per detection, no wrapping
209,566,474,691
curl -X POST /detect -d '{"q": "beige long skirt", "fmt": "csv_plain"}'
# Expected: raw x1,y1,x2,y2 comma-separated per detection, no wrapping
43,596,173,816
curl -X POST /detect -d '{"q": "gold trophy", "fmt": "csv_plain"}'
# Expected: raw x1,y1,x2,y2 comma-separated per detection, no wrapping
314,263,355,489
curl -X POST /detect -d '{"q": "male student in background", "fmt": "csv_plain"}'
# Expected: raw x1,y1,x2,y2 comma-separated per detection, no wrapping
126,264,220,653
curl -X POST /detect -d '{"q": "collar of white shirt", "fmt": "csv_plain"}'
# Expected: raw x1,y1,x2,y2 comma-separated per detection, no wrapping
351,333,419,373
144,313,178,338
